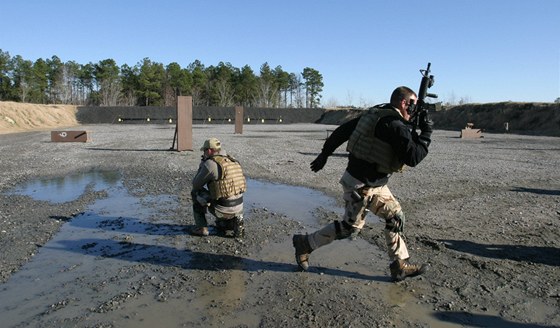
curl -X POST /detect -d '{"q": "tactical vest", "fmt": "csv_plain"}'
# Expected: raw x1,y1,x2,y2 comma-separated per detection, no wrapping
346,105,405,174
208,155,247,200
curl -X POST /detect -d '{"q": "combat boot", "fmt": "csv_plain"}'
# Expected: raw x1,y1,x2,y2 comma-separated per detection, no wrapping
215,220,229,236
233,216,245,238
191,226,209,237
390,259,428,281
292,234,313,271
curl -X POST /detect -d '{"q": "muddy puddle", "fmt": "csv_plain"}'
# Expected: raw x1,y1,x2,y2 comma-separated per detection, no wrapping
0,172,460,327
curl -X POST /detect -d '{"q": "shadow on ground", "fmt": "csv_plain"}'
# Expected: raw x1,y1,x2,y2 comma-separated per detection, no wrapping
440,239,560,266
46,238,388,282
432,311,559,328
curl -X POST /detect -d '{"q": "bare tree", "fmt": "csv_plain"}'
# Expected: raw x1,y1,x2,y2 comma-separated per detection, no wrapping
458,96,471,105
215,78,234,106
256,78,277,107
57,65,73,104
292,74,305,108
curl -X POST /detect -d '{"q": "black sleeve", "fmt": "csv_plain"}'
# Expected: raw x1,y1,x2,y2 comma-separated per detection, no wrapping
321,117,359,156
376,116,429,167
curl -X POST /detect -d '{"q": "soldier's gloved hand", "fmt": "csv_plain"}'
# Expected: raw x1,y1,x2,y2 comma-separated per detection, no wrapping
418,111,433,147
419,110,434,133
310,153,328,172
196,195,209,206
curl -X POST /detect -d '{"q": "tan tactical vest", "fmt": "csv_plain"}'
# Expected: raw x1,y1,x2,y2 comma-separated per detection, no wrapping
208,155,247,199
346,106,405,174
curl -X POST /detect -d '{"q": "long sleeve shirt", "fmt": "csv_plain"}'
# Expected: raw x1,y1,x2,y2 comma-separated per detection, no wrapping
192,155,221,192
321,110,430,186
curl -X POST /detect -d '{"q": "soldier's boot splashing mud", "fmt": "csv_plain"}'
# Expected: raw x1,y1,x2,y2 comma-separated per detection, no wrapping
390,259,429,281
292,234,313,271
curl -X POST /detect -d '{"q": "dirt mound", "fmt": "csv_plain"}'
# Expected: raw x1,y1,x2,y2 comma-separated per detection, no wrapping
315,108,364,125
431,102,560,136
318,102,560,137
0,101,79,134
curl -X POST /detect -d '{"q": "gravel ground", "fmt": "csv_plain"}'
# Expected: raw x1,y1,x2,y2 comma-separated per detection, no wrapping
0,123,559,327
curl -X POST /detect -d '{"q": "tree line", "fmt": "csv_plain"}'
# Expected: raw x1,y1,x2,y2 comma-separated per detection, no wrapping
0,49,324,108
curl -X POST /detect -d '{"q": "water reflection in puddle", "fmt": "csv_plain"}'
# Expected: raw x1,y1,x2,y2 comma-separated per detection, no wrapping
10,170,120,203
0,172,448,327
0,172,341,327
8,170,339,226
245,179,340,226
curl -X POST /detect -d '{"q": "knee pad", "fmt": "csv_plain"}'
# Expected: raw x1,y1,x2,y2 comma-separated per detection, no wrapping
385,212,406,233
334,220,359,240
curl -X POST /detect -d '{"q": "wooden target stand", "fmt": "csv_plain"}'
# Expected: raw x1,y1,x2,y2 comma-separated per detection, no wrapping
51,130,91,142
170,96,193,151
234,106,243,134
460,122,483,139
170,97,244,152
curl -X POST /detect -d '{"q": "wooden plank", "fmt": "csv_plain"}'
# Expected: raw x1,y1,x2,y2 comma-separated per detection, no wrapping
235,106,243,134
460,129,482,138
177,96,193,151
51,131,91,142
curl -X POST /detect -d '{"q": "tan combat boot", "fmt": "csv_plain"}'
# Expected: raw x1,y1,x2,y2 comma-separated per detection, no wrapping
292,234,313,271
390,259,428,281
191,226,209,237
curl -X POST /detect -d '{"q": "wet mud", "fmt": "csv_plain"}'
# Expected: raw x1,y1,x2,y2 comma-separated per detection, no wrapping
1,124,559,327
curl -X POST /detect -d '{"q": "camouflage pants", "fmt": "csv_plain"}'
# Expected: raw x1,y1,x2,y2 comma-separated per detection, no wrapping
192,190,243,228
307,171,410,261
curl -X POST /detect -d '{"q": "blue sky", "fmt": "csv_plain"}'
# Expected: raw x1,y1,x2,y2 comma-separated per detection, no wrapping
2,0,559,106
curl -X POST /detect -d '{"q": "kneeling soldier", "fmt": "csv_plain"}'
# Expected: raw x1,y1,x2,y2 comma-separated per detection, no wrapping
191,138,246,238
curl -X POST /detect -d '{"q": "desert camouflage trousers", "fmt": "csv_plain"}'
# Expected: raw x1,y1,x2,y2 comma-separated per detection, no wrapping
192,190,243,228
307,171,410,261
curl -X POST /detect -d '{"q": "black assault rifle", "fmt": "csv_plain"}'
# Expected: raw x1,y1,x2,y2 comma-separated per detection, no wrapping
408,62,438,128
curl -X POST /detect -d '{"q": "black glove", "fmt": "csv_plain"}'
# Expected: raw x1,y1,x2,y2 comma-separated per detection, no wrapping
418,110,433,147
419,110,434,133
310,153,328,172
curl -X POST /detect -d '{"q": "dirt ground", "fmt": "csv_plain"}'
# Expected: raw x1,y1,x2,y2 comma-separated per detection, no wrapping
0,102,559,327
